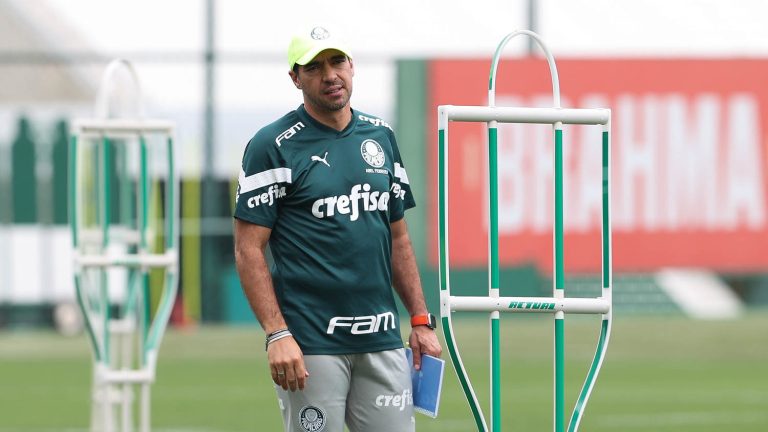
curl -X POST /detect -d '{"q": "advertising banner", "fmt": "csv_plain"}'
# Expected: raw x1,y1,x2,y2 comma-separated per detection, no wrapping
428,59,768,272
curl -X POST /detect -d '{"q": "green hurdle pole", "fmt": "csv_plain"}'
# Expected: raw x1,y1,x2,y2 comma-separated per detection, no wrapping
438,30,613,432
567,123,612,432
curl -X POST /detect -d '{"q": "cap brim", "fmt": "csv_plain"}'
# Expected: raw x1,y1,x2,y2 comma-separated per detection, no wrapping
295,43,352,66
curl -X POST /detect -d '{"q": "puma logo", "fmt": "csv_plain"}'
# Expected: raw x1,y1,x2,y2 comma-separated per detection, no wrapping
311,152,330,167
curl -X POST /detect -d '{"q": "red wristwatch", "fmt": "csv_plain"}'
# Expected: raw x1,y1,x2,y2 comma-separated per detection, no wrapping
410,313,437,330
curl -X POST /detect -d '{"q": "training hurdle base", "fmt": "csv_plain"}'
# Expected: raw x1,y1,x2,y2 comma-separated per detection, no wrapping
438,31,613,432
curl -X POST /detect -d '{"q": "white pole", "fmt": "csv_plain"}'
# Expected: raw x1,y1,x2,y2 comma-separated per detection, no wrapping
140,383,151,432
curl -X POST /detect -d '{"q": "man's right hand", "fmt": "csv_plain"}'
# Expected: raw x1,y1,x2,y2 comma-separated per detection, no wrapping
268,336,309,391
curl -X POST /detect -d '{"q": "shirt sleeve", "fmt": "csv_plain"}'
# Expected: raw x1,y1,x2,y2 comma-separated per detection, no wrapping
233,133,291,228
388,131,416,223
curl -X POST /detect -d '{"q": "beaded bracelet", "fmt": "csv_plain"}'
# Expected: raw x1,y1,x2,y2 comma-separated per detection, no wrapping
266,328,289,339
266,331,293,349
265,328,292,351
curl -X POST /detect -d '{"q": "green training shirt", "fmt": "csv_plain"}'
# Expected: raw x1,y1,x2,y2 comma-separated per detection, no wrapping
235,105,416,355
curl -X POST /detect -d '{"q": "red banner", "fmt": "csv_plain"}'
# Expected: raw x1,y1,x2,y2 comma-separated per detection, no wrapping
428,59,768,272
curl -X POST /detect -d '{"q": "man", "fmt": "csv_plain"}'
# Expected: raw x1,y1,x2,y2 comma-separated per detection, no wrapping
233,26,442,432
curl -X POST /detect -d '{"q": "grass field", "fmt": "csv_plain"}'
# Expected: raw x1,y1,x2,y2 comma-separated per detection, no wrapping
1,314,767,431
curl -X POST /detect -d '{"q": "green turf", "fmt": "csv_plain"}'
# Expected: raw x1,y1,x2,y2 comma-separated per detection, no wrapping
1,314,766,431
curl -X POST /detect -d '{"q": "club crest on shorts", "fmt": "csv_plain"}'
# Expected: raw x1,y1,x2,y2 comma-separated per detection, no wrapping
361,139,385,168
299,405,326,432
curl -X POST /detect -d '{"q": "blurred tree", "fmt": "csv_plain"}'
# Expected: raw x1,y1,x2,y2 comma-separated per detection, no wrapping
51,119,69,225
11,116,37,223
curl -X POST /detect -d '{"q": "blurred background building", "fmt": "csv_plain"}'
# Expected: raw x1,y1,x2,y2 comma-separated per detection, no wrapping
1,0,767,329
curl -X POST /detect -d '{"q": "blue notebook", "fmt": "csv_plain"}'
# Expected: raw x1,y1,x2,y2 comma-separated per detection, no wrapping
405,348,445,418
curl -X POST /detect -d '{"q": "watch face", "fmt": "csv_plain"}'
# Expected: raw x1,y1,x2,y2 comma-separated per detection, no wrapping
428,313,437,329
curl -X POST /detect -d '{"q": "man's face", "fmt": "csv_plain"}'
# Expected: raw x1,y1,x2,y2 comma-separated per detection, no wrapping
290,49,354,112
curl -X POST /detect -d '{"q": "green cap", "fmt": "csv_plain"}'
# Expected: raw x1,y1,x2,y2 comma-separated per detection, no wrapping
287,26,353,70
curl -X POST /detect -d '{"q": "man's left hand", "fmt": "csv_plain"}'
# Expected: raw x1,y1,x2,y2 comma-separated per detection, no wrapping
408,326,442,371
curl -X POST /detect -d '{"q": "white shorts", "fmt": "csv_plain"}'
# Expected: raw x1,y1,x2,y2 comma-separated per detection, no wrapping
275,348,414,432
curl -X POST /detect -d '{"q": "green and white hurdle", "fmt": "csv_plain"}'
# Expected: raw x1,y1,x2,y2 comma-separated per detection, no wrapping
69,59,179,432
438,31,612,432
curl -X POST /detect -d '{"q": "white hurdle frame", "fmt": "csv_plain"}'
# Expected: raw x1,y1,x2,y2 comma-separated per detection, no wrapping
70,59,179,432
438,31,612,432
